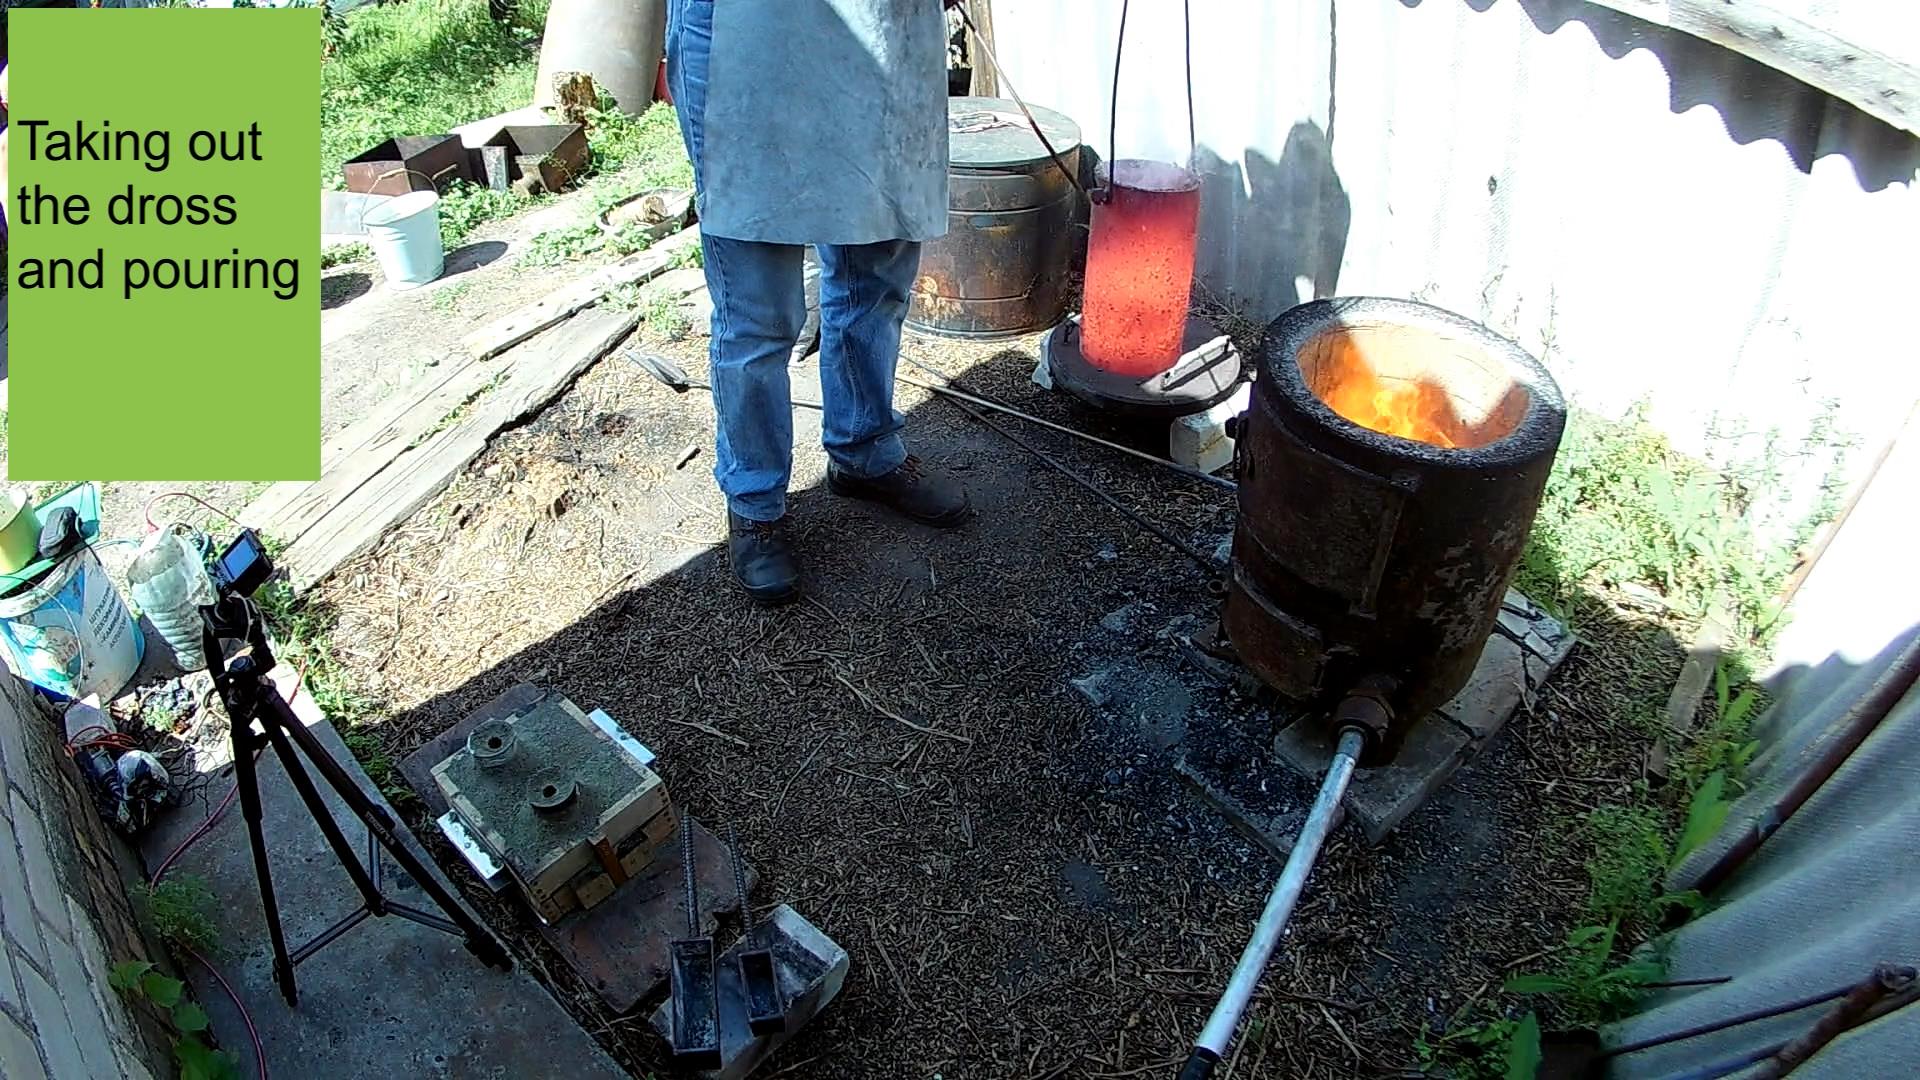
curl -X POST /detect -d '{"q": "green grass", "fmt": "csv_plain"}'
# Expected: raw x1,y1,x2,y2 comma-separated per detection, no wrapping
321,0,546,185
321,242,371,269
435,182,534,249
1435,408,1837,1076
1514,406,1838,662
322,1,691,250
641,287,692,340
254,553,413,805
580,97,694,190
140,875,222,957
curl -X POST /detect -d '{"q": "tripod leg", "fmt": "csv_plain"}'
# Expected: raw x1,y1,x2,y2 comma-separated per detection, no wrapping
261,713,387,915
364,800,515,972
262,693,514,973
231,735,300,1007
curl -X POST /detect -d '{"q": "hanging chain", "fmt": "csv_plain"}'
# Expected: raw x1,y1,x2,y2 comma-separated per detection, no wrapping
1104,0,1198,197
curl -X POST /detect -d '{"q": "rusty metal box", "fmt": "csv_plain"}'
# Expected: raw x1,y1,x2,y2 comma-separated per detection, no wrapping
432,694,671,924
342,135,471,196
488,123,589,194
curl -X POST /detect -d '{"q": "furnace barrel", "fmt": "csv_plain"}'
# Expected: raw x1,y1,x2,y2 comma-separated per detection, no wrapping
1224,297,1567,764
906,97,1081,340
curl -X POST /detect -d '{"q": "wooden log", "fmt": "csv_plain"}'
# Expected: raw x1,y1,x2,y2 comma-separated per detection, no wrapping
276,270,707,591
552,70,599,126
966,0,999,98
280,307,637,592
460,225,700,363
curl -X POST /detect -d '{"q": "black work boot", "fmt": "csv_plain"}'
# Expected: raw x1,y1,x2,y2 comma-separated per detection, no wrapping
727,512,800,605
826,455,970,528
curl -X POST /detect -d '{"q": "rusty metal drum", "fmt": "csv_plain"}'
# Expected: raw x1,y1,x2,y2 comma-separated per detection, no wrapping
907,97,1082,339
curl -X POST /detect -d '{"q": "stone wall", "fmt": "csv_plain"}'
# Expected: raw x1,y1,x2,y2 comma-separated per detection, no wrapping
0,676,175,1080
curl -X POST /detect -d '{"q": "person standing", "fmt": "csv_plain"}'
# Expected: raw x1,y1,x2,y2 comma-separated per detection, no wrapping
665,0,969,606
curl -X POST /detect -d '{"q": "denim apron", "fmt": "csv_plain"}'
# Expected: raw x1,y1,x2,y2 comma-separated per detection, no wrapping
667,0,949,246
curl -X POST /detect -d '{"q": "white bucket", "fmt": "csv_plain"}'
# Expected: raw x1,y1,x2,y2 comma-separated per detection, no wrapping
363,189,446,290
0,547,145,701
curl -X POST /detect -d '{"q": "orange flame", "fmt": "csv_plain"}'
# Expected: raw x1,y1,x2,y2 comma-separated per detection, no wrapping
1320,367,1460,448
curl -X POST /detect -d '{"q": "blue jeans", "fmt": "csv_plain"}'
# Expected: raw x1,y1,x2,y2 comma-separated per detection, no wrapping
667,0,914,522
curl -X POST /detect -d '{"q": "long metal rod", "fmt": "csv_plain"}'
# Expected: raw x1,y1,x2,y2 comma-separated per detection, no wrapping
628,348,1236,492
934,392,1222,575
1183,728,1366,1078
895,366,1238,492
956,2,1088,202
1604,983,1856,1060
1688,633,1920,896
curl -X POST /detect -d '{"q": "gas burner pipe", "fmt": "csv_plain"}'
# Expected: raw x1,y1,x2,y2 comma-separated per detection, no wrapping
1179,718,1374,1079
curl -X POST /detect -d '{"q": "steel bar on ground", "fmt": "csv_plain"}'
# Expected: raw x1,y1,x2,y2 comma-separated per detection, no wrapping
895,365,1238,491
1181,728,1366,1079
933,394,1222,575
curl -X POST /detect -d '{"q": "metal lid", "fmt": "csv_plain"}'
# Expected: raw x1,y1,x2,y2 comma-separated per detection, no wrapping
948,96,1081,169
1044,316,1245,419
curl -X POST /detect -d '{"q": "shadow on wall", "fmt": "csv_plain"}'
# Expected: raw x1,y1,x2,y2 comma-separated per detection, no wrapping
1192,121,1351,322
1401,0,1920,192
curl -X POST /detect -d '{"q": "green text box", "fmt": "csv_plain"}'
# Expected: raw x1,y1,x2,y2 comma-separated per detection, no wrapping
11,10,320,481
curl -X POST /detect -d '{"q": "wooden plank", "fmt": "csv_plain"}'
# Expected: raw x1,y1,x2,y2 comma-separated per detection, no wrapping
247,355,506,546
1587,0,1920,136
243,350,471,534
276,268,701,589
966,0,999,98
246,226,699,544
460,225,700,362
281,305,638,592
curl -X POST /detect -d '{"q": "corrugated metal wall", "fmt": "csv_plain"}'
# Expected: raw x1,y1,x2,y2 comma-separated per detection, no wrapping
991,0,1920,536
1603,627,1920,1076
990,5,1920,1074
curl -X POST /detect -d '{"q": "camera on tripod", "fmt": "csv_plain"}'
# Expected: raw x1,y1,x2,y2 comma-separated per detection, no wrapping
198,528,275,663
212,528,274,598
199,529,511,1007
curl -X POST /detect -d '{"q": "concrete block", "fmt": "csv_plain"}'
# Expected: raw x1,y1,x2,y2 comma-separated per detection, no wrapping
649,904,849,1080
0,932,19,1017
44,926,122,1080
7,794,71,945
1267,588,1573,842
0,1011,48,1080
1169,382,1252,474
1031,352,1053,390
1274,709,1475,844
0,812,49,973
16,963,85,1080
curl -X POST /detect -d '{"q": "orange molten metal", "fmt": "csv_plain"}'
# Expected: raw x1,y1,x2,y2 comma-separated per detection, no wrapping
1081,160,1202,377
1319,363,1460,448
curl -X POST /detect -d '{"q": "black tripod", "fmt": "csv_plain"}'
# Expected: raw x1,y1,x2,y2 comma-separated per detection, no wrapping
201,591,512,1006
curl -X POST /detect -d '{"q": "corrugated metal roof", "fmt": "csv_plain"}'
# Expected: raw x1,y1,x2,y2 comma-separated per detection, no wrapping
1603,626,1920,1076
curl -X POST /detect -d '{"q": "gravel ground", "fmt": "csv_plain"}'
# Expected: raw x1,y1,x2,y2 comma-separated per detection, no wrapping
301,313,1690,1079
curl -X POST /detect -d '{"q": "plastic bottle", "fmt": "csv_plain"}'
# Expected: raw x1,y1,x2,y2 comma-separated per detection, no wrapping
126,530,218,672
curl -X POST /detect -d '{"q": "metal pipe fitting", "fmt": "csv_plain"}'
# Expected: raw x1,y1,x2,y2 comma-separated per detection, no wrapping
1181,726,1367,1078
1331,675,1397,766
